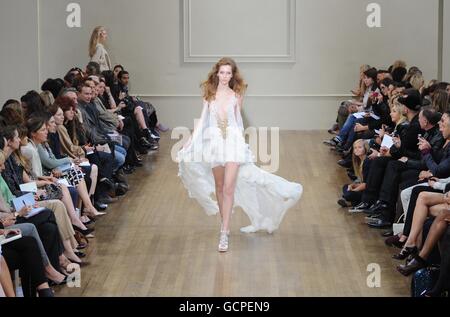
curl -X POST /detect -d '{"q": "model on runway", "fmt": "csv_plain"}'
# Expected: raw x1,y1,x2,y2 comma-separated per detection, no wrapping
177,57,302,252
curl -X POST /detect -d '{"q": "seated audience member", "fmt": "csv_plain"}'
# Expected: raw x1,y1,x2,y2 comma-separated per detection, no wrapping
0,164,64,276
40,90,55,108
328,64,370,134
388,110,450,247
324,67,379,148
0,228,54,297
366,108,443,227
24,116,105,219
114,70,163,144
56,96,121,204
351,90,422,217
20,90,47,118
76,83,127,173
1,127,85,264
337,139,372,208
86,61,101,76
41,78,65,99
0,246,15,297
4,124,93,236
397,207,449,276
431,89,449,113
113,65,124,84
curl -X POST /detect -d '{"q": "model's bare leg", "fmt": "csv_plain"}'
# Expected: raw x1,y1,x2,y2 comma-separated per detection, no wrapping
221,162,240,233
212,166,225,221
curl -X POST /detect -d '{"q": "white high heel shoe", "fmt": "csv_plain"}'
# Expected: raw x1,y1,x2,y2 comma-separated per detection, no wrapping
218,230,230,252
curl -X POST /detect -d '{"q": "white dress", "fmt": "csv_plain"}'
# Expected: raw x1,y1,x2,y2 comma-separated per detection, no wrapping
177,95,303,233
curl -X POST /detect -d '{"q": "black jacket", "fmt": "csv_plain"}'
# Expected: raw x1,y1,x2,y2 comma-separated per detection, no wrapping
422,141,450,178
390,114,423,160
77,99,110,145
368,100,394,130
406,125,445,170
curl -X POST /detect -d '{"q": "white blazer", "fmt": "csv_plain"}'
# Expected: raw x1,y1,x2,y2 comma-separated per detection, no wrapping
91,43,111,72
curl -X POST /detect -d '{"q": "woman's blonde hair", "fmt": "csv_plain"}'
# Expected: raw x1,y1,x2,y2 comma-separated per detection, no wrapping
355,64,371,98
201,57,247,102
393,60,407,70
89,26,106,58
391,98,407,126
410,73,425,91
40,91,55,109
352,139,369,181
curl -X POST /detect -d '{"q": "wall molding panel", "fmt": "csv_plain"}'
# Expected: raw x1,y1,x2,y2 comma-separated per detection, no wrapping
183,0,296,63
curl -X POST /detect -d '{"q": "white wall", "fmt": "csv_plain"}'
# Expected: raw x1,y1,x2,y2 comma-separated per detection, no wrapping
1,0,444,129
443,0,450,82
0,0,39,102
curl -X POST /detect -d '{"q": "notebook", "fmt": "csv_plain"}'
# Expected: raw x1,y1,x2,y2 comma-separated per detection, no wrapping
381,135,394,149
19,182,38,193
11,193,45,219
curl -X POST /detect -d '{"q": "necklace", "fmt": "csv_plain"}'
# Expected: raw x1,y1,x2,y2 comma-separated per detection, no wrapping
215,111,228,139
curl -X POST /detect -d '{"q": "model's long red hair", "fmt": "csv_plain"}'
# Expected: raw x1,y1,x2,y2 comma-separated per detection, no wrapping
201,57,247,102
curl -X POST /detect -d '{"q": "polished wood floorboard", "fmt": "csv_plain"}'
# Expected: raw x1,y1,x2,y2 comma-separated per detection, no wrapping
56,131,410,297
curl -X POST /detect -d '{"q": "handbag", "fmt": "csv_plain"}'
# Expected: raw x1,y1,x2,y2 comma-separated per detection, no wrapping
411,266,440,297
392,213,405,236
40,183,63,200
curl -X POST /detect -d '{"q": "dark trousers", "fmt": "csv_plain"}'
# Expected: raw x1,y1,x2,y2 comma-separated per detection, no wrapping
87,150,114,180
342,185,363,206
15,209,63,272
362,157,392,204
2,236,47,297
121,116,143,164
378,162,420,222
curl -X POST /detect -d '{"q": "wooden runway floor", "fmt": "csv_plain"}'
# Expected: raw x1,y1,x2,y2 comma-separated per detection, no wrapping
55,131,410,297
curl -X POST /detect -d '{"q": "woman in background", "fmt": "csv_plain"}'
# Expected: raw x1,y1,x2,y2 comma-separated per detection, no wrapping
89,26,111,72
